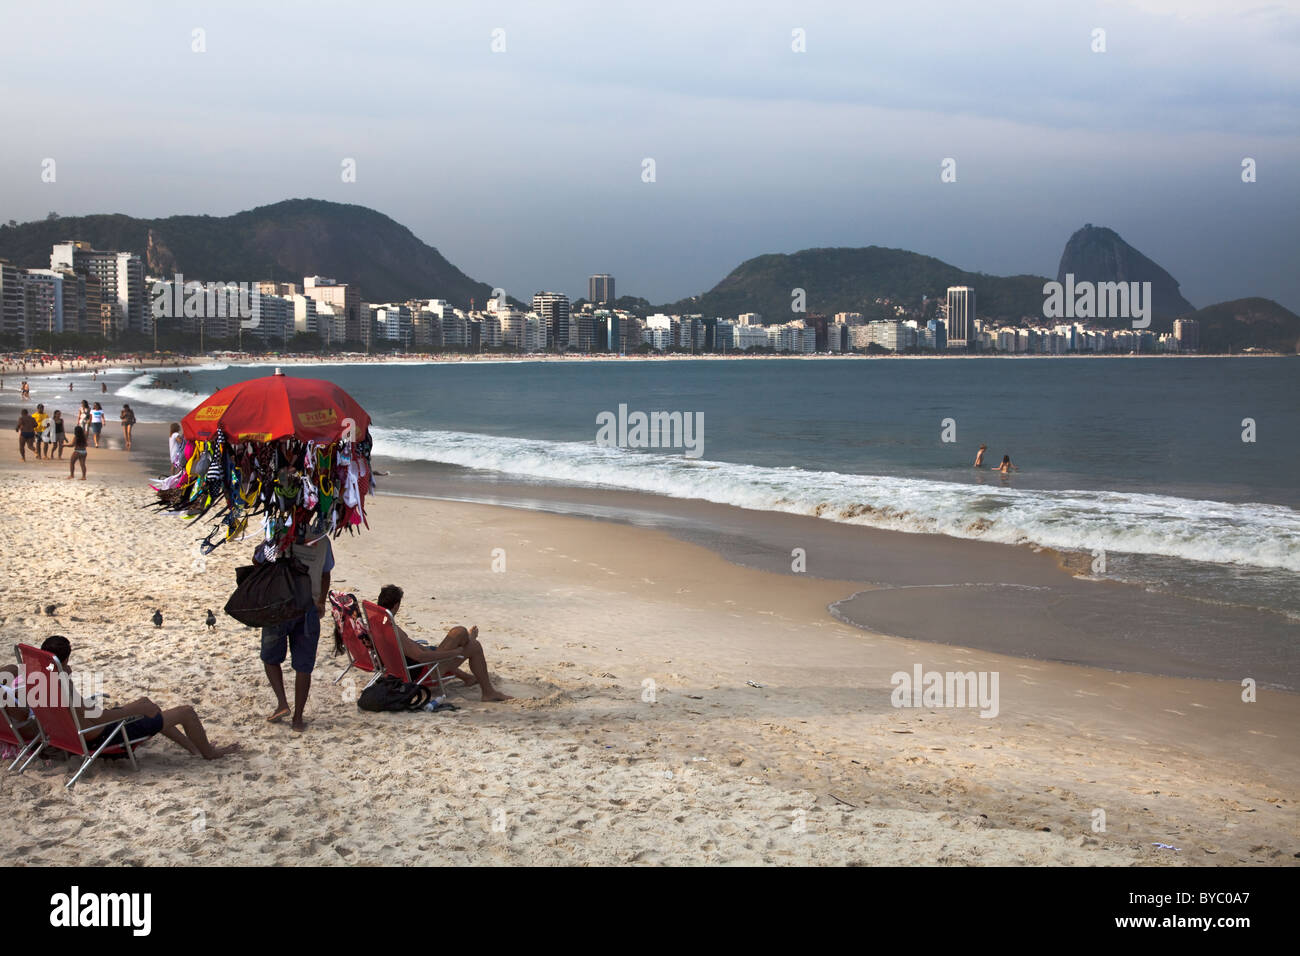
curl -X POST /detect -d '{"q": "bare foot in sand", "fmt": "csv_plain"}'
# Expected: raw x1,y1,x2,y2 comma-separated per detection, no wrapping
291,715,307,732
206,743,241,759
267,703,290,723
481,688,513,702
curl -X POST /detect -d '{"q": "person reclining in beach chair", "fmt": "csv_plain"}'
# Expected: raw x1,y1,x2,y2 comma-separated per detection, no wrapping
38,636,240,760
375,585,511,702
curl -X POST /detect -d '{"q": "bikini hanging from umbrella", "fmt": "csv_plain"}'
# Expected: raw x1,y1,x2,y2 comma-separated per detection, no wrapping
150,368,375,555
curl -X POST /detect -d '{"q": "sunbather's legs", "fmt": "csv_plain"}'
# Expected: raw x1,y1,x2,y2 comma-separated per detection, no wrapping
100,697,163,723
437,626,511,701
159,705,239,759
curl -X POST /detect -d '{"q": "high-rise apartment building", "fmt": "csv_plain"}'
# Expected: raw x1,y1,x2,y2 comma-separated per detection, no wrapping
532,292,570,350
945,286,975,349
50,241,145,336
1173,318,1199,352
0,260,26,343
303,276,362,345
588,274,615,305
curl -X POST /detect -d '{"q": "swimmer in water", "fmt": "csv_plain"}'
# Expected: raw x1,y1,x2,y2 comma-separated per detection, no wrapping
995,454,1017,475
973,443,987,468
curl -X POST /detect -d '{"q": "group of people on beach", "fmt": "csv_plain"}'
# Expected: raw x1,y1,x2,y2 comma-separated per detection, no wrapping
14,401,135,479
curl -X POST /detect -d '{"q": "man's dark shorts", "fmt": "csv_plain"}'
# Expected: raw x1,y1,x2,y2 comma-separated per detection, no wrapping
260,612,321,673
88,712,165,752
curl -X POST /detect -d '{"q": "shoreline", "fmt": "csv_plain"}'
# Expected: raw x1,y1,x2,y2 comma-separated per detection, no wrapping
3,352,1290,378
1,411,1296,865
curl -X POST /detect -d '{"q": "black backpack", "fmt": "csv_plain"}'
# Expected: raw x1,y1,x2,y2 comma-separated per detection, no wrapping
223,556,313,628
358,676,432,712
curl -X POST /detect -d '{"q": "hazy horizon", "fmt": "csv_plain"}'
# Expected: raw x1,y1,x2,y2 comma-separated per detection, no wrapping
2,0,1297,311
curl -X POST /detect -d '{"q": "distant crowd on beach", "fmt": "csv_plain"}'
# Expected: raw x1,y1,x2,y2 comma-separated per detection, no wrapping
14,399,136,479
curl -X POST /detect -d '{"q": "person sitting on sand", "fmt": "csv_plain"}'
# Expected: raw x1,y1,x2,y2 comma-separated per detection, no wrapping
995,454,1018,475
37,636,238,760
374,585,511,701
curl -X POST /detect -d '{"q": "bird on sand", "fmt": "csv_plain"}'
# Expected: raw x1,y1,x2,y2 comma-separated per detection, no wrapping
205,610,216,630
152,610,163,628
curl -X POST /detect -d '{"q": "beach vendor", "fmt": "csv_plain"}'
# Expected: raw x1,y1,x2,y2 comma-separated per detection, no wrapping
261,524,333,733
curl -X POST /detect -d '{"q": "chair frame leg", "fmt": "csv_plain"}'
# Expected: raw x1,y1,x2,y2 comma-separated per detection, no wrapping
66,722,128,790
9,733,44,773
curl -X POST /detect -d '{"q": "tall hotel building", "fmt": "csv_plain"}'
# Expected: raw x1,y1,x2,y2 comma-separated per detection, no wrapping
51,241,145,336
945,286,975,349
588,274,615,305
303,276,362,345
532,292,570,350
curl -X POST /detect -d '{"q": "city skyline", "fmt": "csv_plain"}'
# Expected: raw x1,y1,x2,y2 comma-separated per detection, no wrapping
0,1,1296,311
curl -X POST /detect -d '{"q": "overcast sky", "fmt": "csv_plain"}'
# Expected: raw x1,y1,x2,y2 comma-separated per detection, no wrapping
2,0,1297,310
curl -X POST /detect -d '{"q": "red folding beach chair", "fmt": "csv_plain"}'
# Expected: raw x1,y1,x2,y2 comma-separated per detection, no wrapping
329,590,380,687
17,643,141,789
0,660,45,773
360,600,462,694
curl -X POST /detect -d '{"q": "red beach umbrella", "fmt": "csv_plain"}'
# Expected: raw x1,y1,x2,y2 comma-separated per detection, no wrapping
181,369,370,443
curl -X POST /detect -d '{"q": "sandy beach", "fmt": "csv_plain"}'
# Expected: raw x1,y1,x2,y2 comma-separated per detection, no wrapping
1,385,1297,866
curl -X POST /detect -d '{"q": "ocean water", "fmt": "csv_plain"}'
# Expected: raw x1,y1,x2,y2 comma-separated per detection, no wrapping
96,356,1300,620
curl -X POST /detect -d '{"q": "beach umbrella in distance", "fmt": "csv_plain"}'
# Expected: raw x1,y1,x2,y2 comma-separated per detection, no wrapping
181,368,370,444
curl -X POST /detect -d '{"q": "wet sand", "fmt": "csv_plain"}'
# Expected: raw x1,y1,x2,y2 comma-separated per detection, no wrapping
371,463,1300,690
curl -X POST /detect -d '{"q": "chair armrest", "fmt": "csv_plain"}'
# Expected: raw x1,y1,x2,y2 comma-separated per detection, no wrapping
79,718,126,736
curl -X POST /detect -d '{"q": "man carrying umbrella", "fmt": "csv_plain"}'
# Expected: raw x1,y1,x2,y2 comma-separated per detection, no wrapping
263,522,333,732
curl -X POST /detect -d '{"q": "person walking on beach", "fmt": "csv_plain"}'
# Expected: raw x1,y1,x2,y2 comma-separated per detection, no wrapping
261,525,334,733
120,404,136,451
973,443,987,468
52,410,66,458
15,409,37,461
67,425,88,479
39,408,56,457
89,402,104,447
31,405,50,460
76,400,90,436
995,454,1018,475
20,380,29,399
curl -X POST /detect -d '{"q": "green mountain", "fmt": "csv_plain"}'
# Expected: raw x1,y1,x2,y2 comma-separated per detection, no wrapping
1057,224,1194,319
0,199,497,309
1181,298,1300,354
663,246,1049,322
